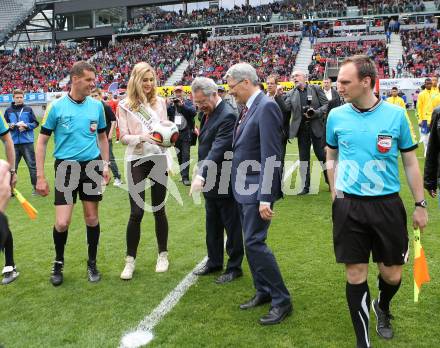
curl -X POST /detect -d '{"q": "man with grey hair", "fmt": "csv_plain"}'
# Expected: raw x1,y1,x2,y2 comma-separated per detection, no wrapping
225,63,292,325
190,77,244,284
279,70,329,195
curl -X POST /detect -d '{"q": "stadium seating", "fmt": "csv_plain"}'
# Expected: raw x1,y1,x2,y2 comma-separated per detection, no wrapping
0,44,97,94
118,11,155,34
178,35,301,85
92,35,197,88
119,3,277,33
280,0,347,19
400,28,440,77
0,0,438,94
355,0,425,15
309,40,389,80
0,35,197,93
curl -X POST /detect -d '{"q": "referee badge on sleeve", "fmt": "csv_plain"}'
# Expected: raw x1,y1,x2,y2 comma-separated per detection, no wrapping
90,120,97,133
377,134,392,153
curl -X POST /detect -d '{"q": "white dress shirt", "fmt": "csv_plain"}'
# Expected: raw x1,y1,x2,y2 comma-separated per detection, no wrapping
324,88,333,101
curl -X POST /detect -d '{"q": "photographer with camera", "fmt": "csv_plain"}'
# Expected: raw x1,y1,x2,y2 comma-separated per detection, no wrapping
281,70,329,195
167,86,197,186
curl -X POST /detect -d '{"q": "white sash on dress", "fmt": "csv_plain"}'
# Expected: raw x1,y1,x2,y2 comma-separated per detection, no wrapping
119,100,174,171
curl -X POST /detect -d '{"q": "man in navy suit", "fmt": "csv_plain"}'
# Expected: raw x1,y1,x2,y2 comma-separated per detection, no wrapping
190,77,244,284
225,63,292,325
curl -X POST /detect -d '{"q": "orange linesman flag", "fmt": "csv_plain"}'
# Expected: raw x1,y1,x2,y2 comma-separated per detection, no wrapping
13,189,38,220
413,228,430,302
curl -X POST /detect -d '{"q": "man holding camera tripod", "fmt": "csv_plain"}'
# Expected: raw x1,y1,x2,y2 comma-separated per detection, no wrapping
281,70,329,195
167,86,197,186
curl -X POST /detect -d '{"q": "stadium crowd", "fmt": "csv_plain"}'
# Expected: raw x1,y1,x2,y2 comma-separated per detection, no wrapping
118,11,155,33
400,28,440,78
178,35,301,85
92,34,198,88
0,3,437,94
150,4,274,30
118,3,279,33
0,35,198,93
0,44,97,94
117,0,430,32
309,40,389,80
356,0,425,15
279,0,347,19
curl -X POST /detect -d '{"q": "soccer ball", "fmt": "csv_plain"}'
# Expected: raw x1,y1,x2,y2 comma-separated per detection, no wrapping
151,120,179,147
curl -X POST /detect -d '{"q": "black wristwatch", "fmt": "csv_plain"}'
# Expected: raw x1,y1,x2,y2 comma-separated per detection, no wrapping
415,200,427,208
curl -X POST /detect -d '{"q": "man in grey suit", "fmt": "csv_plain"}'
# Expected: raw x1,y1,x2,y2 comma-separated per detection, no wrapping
281,70,329,195
226,63,292,325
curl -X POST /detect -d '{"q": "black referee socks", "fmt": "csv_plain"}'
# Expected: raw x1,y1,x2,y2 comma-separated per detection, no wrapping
86,224,100,261
53,227,68,262
378,274,401,313
4,229,14,266
346,281,371,348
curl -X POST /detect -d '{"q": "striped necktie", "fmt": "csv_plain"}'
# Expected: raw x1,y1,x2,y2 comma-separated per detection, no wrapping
235,106,249,136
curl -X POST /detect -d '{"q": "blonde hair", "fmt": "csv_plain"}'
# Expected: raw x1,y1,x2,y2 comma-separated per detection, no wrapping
126,62,158,111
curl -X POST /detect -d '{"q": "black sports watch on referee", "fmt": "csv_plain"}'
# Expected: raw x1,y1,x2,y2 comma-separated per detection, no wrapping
415,200,427,208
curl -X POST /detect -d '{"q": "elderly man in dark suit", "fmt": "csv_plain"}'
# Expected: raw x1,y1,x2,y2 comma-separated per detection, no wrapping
190,77,244,284
225,63,292,325
282,70,329,195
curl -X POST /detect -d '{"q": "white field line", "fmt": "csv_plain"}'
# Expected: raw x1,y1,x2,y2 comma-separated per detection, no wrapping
119,256,208,348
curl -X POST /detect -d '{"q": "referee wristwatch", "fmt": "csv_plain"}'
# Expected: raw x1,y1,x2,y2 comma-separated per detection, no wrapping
415,200,427,208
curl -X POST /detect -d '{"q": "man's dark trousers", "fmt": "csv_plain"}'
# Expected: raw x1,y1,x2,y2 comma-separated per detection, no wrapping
15,143,37,187
297,121,327,190
176,129,191,181
205,197,243,272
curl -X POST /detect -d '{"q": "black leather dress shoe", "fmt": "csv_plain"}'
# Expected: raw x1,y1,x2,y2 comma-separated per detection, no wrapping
259,303,293,325
215,270,243,284
297,188,309,196
239,294,271,310
193,265,222,276
182,179,191,186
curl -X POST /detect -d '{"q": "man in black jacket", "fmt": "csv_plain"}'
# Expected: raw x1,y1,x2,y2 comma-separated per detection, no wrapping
4,89,39,194
424,106,440,198
267,74,291,164
282,71,329,194
167,86,197,186
190,77,244,284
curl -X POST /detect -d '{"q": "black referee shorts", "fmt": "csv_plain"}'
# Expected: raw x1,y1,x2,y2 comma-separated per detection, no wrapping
332,192,409,266
54,158,103,206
